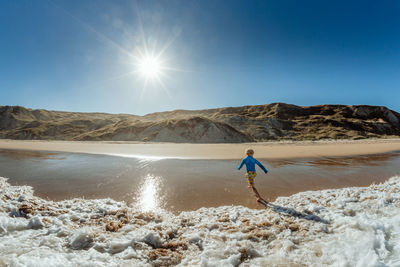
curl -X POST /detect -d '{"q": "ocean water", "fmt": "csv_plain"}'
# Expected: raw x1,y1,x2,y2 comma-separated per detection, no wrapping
0,149,399,213
1,175,400,266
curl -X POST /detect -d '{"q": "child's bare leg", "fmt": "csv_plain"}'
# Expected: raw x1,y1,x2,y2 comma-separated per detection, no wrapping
251,186,262,200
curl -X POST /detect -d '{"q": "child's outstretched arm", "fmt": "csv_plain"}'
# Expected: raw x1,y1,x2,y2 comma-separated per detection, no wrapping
255,159,268,173
237,159,245,170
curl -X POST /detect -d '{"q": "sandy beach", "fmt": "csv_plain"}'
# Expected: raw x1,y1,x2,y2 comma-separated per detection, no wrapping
0,138,400,159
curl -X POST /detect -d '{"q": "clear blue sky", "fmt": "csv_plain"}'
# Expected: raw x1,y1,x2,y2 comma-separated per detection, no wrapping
1,0,399,115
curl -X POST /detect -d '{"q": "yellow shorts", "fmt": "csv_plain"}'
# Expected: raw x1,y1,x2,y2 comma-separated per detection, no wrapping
245,171,257,186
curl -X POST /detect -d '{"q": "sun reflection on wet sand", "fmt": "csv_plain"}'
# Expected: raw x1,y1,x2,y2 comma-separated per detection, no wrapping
107,153,169,161
136,174,163,212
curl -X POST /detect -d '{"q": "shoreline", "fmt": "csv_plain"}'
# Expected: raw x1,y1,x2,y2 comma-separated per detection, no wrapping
0,138,400,159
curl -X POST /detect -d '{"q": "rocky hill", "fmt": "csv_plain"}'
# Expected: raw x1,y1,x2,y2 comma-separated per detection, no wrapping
0,103,399,143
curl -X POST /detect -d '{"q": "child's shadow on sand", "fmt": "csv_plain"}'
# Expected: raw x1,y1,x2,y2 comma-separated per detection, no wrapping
258,199,330,224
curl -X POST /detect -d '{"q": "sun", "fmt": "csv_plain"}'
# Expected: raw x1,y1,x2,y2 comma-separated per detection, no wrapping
132,50,171,97
131,48,179,97
137,54,163,80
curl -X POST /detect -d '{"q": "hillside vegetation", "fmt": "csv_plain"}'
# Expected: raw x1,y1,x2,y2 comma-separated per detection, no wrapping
0,103,399,142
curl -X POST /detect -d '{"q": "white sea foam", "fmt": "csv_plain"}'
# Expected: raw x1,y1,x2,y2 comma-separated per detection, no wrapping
1,176,400,266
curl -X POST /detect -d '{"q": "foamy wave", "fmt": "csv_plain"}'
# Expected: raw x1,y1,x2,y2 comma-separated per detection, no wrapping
1,176,400,266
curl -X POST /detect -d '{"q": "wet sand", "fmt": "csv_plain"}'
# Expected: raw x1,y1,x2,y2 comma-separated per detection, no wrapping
0,138,400,159
1,148,399,213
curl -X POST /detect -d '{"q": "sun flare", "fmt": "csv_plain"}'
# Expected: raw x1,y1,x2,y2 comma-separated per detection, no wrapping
131,47,179,97
137,54,163,80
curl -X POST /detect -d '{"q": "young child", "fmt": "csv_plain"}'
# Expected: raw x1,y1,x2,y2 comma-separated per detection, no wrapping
237,148,268,201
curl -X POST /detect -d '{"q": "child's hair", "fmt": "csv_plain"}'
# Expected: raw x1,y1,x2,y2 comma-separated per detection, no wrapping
246,148,254,155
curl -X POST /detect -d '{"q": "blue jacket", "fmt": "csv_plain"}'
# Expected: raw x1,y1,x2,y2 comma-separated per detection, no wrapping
237,156,268,173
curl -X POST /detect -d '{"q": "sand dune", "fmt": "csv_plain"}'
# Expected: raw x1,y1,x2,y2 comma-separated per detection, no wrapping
1,103,399,142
